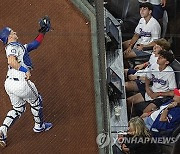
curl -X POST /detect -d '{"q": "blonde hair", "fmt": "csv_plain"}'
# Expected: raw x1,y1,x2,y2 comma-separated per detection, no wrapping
129,116,151,137
154,38,171,51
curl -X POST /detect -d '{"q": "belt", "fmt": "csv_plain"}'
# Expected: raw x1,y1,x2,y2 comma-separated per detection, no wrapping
7,76,19,81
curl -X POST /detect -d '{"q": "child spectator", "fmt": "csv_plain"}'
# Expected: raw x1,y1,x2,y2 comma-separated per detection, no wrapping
126,50,176,116
123,2,161,59
125,38,170,93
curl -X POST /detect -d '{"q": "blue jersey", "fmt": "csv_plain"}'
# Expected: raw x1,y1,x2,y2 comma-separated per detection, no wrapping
151,100,180,133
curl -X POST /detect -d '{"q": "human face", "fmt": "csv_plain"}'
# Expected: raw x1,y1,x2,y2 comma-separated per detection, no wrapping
8,30,18,41
157,55,169,66
128,123,135,135
140,7,152,18
153,44,163,57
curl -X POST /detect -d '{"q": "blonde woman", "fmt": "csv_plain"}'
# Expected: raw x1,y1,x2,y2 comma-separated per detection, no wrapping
118,117,160,154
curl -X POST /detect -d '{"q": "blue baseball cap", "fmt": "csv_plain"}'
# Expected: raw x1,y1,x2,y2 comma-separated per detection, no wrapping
0,27,12,44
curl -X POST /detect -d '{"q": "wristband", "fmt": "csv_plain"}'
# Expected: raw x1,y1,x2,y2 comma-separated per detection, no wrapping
35,33,44,43
19,66,28,73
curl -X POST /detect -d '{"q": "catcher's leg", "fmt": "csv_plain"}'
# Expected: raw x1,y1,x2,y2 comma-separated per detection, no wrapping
30,94,44,128
30,93,52,132
0,104,26,139
25,80,52,132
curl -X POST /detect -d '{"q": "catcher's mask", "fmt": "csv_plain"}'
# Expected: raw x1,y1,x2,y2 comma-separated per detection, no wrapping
0,27,12,44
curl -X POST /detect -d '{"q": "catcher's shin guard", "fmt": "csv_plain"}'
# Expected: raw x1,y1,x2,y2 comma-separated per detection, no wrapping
30,94,44,127
0,105,26,137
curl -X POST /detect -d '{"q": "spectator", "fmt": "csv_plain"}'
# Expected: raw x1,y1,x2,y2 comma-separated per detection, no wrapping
125,38,170,93
117,116,160,154
126,50,176,116
138,0,167,20
123,2,161,60
143,50,176,112
142,88,180,136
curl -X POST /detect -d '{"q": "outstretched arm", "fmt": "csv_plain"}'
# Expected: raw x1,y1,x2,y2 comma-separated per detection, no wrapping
161,0,167,7
26,16,51,52
160,102,178,121
26,33,45,52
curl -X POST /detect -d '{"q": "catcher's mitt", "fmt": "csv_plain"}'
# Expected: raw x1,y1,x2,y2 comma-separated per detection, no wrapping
38,16,52,34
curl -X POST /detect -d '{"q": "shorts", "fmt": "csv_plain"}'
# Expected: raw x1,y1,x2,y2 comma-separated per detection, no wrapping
152,4,164,20
151,97,173,108
127,68,145,96
127,68,137,75
135,79,145,96
133,48,152,57
134,101,152,116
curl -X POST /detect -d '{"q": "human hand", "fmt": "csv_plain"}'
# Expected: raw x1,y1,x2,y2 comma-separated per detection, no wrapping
134,64,144,70
167,102,177,109
25,71,31,80
149,92,159,99
161,0,166,7
122,144,129,153
146,88,153,97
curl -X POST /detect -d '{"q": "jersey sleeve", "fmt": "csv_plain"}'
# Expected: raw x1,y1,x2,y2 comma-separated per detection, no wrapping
26,33,44,52
168,72,177,90
151,22,161,40
6,45,19,57
134,18,143,35
146,64,153,79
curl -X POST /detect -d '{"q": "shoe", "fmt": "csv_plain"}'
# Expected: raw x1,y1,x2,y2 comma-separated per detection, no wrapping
0,131,6,148
33,122,52,133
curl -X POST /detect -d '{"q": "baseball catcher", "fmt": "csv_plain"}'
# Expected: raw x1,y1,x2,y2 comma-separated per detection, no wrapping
0,16,53,148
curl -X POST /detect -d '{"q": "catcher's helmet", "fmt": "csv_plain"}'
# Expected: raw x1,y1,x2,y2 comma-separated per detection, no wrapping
0,27,12,44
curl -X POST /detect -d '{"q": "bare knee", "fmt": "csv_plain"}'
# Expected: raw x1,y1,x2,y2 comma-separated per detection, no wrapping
125,81,138,92
143,103,157,113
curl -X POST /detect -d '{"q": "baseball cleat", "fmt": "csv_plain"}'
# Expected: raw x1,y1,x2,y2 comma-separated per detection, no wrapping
33,122,52,133
0,131,6,148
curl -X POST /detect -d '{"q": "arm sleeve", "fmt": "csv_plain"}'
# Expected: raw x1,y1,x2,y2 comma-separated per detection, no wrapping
146,64,153,79
26,33,44,52
168,72,177,90
134,18,142,35
150,23,161,41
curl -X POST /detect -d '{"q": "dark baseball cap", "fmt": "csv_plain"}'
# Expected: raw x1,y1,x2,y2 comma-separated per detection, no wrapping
139,2,153,11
